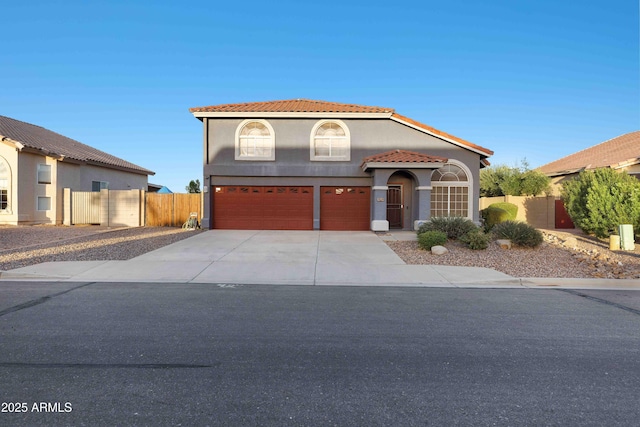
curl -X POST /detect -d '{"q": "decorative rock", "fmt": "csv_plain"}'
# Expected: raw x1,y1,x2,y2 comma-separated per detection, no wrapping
563,236,578,249
431,245,449,255
496,239,512,250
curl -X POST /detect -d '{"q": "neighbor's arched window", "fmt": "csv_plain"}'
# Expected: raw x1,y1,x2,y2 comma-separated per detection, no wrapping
0,158,11,212
430,162,471,218
235,119,275,161
310,120,350,161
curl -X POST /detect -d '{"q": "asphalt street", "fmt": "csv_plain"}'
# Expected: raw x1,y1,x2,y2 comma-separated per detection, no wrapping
2,282,640,426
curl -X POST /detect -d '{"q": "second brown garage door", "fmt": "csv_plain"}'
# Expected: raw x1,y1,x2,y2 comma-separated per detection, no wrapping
320,186,370,230
213,186,313,230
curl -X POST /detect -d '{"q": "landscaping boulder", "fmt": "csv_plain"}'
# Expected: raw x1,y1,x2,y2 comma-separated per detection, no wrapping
496,239,512,250
431,245,449,255
563,236,578,249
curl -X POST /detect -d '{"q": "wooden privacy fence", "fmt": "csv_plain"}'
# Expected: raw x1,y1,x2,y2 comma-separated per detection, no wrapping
64,189,203,227
145,193,203,227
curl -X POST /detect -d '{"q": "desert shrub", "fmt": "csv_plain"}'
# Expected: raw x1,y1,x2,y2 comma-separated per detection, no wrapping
459,229,490,250
417,231,448,250
480,160,550,197
417,216,477,240
561,168,640,238
481,206,511,231
490,202,518,220
492,221,543,248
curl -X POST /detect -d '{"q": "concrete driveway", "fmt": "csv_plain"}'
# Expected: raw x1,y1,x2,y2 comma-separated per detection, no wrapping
1,230,515,286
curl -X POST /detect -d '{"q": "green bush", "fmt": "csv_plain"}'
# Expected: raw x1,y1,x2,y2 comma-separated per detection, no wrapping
561,168,640,238
459,229,490,250
480,160,550,197
490,202,518,220
481,206,511,231
492,221,543,248
417,216,477,240
418,231,448,250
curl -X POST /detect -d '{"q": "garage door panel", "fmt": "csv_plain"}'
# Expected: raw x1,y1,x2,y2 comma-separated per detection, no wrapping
213,186,313,230
320,186,370,231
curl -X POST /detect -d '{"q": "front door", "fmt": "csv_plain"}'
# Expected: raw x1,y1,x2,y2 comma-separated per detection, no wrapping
387,185,403,229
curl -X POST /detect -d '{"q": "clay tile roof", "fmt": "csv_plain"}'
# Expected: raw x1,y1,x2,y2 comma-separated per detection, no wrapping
0,115,154,175
362,149,448,164
189,98,394,114
538,131,640,176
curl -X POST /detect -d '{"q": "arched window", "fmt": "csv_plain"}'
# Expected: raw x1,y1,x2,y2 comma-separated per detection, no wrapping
235,119,275,161
431,162,471,218
0,158,11,212
310,120,350,161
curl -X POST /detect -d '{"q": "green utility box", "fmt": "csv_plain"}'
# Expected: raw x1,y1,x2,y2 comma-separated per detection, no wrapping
618,224,635,251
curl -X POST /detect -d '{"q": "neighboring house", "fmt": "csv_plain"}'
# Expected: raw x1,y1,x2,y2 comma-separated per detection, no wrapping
538,131,640,195
0,115,154,225
147,183,164,193
190,99,493,231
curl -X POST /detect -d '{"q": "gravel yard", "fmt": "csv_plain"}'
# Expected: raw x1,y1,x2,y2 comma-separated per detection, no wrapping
1,225,638,280
0,225,204,271
385,229,640,279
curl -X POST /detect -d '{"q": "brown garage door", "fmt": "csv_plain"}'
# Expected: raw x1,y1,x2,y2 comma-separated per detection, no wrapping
320,186,370,230
213,186,313,230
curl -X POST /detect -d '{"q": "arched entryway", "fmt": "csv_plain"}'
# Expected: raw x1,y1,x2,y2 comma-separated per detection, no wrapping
387,171,416,230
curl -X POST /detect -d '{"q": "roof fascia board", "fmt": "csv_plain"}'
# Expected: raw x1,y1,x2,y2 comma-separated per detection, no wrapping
18,146,65,160
390,116,490,157
362,161,445,171
192,112,393,119
0,135,24,150
612,158,640,169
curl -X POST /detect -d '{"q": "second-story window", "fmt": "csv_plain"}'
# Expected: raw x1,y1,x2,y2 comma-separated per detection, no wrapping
235,119,275,161
310,120,350,161
37,164,52,184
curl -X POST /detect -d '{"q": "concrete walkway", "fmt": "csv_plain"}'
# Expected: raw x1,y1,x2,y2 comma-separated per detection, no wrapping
1,230,639,289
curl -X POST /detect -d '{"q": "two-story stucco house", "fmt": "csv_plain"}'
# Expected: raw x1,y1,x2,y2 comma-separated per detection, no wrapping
190,99,493,231
0,115,154,225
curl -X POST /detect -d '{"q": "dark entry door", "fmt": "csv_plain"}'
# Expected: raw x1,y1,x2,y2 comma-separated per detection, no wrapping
387,185,403,229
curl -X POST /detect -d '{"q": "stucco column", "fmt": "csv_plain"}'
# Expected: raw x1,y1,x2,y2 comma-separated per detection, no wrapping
371,186,389,231
414,170,433,231
63,188,72,226
201,176,211,229
370,170,394,231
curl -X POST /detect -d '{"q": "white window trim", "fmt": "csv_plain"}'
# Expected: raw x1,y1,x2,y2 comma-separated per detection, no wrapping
431,160,473,219
37,163,52,184
37,196,52,211
234,119,276,161
0,157,11,213
310,119,351,162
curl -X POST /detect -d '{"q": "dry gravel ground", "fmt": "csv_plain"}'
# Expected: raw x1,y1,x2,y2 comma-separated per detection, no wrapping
0,225,204,271
386,229,640,279
1,225,638,279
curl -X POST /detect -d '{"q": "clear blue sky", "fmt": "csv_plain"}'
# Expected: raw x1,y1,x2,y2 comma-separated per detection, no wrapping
2,0,638,193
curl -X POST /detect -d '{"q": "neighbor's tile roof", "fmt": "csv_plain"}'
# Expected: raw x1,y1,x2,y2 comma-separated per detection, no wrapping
538,131,640,176
0,115,154,175
189,98,394,114
362,149,448,164
190,99,493,157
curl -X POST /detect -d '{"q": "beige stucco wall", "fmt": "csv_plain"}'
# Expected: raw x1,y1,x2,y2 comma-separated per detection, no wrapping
479,195,556,229
0,140,149,225
17,152,58,224
56,162,148,225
